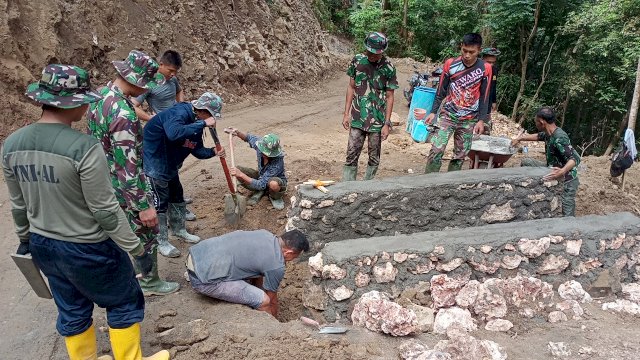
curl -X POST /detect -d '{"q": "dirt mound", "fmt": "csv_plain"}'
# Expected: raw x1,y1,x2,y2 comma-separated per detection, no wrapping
0,0,334,140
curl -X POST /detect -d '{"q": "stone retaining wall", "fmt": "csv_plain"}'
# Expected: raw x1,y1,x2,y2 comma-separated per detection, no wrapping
288,168,563,252
303,213,640,322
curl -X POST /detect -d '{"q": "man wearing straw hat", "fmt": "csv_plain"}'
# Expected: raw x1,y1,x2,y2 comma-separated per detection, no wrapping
143,92,224,254
342,32,398,181
87,50,180,296
2,64,169,359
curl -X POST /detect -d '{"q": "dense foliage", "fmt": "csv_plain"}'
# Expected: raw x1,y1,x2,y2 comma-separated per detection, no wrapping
313,0,640,154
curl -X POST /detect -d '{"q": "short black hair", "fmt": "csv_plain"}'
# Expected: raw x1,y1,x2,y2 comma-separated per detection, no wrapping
160,50,182,68
462,33,483,48
281,229,310,253
536,106,556,124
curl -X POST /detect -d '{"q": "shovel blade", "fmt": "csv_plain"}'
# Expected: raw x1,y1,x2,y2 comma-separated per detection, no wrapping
318,326,348,334
224,194,240,225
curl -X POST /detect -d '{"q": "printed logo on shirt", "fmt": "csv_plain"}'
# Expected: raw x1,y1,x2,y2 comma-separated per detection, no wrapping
183,139,196,149
454,68,484,88
12,164,60,183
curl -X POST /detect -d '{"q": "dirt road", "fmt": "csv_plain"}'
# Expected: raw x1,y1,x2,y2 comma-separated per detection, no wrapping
2,62,640,359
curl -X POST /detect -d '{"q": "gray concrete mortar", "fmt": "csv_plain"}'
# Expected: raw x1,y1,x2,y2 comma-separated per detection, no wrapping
289,167,563,251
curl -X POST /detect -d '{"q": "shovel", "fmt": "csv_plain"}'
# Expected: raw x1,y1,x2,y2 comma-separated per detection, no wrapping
300,316,348,334
208,127,246,225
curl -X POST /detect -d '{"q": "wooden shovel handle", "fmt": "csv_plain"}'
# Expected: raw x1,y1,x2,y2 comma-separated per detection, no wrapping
228,132,238,192
209,127,235,193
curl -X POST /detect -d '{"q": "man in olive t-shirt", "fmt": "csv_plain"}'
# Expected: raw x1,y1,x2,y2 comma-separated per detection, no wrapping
512,106,580,216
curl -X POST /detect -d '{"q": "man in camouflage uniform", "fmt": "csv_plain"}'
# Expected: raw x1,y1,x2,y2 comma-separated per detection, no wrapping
87,50,179,296
342,32,398,181
3,64,168,360
512,107,580,216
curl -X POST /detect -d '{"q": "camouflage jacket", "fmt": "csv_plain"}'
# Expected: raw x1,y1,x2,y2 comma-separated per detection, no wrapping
538,128,580,182
87,82,151,212
346,54,398,132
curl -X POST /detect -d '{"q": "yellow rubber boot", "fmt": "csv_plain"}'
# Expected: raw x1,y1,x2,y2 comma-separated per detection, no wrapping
109,323,170,360
64,324,113,360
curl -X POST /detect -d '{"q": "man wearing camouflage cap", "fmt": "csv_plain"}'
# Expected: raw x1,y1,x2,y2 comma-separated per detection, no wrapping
87,50,180,297
227,128,287,210
342,32,398,181
143,92,225,255
2,65,169,359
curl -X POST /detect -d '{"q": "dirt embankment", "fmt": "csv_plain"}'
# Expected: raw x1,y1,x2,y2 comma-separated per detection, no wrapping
0,0,336,139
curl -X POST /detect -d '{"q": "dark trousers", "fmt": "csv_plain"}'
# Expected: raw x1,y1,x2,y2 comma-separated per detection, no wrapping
149,175,185,214
345,127,382,167
29,233,144,336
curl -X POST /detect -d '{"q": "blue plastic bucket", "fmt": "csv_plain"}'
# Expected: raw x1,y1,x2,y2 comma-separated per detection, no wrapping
411,119,429,143
406,87,436,133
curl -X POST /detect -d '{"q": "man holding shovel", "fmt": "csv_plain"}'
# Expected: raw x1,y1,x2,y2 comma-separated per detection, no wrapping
87,50,179,296
143,92,225,256
225,128,287,210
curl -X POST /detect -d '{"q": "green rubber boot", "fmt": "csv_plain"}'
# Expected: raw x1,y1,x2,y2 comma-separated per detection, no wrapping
342,165,357,181
424,161,441,174
363,165,378,180
269,191,285,210
248,190,265,206
447,159,464,172
169,202,201,243
137,248,180,296
157,213,180,258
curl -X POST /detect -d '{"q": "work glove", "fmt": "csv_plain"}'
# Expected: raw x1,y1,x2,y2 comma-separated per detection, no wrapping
134,252,153,277
16,242,30,255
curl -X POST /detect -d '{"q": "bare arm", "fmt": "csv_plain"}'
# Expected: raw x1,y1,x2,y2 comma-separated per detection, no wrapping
382,89,394,140
266,290,279,317
176,89,185,102
131,98,154,122
511,132,541,145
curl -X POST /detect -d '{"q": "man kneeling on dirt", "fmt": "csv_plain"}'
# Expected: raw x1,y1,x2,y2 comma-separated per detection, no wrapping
226,127,287,210
511,106,580,216
186,229,309,317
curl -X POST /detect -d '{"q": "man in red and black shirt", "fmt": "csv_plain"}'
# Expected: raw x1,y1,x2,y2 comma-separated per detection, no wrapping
425,33,492,173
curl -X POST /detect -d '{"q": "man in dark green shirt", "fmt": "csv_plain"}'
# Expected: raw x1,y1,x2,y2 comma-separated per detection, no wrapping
512,107,580,216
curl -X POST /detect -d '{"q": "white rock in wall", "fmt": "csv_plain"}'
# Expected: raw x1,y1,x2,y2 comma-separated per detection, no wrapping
537,254,570,275
373,262,398,283
321,264,346,280
518,237,551,258
431,274,467,309
558,280,592,303
433,307,477,334
455,280,480,308
565,239,582,256
308,253,323,277
354,272,371,288
327,285,353,301
621,283,640,302
351,291,418,336
299,199,313,209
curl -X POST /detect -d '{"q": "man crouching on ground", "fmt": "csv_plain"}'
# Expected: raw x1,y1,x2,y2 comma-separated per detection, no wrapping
186,229,309,316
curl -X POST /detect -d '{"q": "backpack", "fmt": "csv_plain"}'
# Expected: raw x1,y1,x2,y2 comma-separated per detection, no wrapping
610,140,634,177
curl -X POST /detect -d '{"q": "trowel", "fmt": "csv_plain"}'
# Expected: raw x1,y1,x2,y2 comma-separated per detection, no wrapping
300,316,348,334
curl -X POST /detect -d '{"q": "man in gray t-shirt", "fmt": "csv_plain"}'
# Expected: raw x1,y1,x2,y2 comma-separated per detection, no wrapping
132,50,184,121
187,229,309,317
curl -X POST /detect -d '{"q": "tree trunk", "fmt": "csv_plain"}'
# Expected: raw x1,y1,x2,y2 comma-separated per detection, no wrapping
401,0,409,40
382,0,391,11
518,35,556,124
559,91,570,128
511,0,542,122
628,56,640,131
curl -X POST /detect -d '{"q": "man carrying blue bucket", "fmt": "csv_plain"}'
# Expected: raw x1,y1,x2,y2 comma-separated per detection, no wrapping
424,33,493,173
342,32,398,181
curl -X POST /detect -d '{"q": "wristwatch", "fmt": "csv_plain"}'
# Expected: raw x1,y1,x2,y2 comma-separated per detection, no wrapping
384,120,392,128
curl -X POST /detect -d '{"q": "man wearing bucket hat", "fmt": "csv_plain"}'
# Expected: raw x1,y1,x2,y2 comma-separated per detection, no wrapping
481,47,501,134
342,32,398,181
2,64,169,359
143,92,225,255
226,128,287,210
88,50,181,297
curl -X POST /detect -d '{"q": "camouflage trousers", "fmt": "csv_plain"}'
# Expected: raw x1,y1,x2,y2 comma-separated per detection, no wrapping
521,158,580,217
345,127,382,167
425,114,474,173
123,208,158,253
